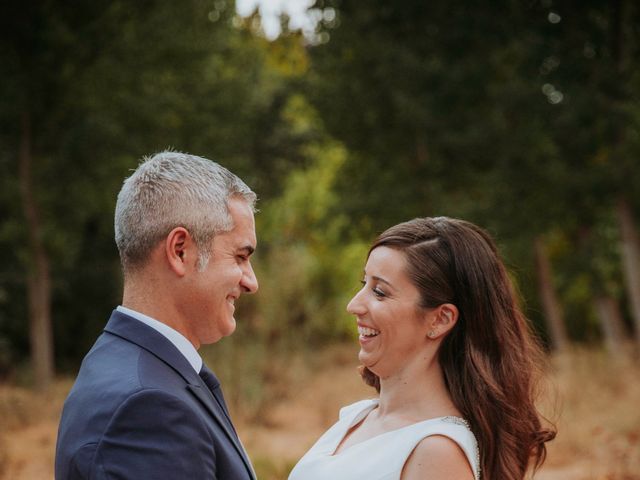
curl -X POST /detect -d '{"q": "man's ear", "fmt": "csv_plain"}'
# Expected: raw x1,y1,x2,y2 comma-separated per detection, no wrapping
165,227,194,276
426,303,459,340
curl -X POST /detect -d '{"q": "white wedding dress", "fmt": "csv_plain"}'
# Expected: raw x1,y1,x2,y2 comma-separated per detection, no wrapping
288,399,480,480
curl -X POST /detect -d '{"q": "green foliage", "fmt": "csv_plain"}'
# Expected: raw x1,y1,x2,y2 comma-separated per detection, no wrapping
2,0,640,375
308,0,640,341
254,137,368,342
0,0,329,370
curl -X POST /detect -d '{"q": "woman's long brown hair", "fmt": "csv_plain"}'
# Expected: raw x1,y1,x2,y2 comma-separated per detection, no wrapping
360,217,556,479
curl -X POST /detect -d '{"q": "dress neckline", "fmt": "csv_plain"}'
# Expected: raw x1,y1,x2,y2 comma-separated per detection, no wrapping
330,399,471,457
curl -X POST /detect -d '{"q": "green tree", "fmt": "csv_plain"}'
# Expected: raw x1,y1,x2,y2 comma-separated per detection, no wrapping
0,0,323,379
307,0,640,346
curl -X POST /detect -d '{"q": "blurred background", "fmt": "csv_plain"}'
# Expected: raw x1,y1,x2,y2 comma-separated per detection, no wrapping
1,0,639,478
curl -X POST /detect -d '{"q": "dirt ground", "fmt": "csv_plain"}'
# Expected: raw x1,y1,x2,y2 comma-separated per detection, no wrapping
1,347,639,479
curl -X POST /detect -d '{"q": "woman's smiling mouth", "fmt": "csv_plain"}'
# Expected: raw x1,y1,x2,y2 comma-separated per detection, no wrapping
358,325,380,338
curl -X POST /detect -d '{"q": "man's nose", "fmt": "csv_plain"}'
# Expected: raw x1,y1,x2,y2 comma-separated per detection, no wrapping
241,262,259,294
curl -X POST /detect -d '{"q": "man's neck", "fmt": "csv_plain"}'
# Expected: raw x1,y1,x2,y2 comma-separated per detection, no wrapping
122,279,197,347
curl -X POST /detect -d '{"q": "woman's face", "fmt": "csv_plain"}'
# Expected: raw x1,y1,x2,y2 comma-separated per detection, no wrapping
347,246,432,379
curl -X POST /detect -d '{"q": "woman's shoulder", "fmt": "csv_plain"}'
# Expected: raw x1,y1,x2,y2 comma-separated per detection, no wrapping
338,398,379,421
405,416,480,480
402,433,477,480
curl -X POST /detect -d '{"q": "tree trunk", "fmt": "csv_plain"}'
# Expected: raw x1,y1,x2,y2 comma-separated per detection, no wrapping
594,295,626,356
18,111,55,390
616,198,640,344
534,236,569,351
609,0,638,345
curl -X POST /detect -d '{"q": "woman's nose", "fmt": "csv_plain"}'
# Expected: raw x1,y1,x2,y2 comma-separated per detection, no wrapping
346,288,366,315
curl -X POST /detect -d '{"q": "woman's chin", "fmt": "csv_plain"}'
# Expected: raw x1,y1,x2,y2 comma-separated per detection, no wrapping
358,349,367,364
358,351,378,370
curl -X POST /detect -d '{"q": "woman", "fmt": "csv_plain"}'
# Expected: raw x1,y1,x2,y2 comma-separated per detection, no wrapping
289,217,555,480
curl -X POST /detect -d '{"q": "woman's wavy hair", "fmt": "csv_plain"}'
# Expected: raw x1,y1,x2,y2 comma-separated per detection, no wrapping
360,217,556,479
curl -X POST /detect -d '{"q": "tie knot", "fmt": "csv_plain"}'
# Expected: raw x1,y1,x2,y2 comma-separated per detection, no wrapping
199,365,220,392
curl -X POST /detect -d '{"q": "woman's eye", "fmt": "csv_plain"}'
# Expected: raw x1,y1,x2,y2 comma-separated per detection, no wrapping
373,287,386,298
360,279,386,298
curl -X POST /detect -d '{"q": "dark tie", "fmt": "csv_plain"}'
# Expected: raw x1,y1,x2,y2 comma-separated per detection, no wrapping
199,364,221,392
199,364,235,430
199,365,255,478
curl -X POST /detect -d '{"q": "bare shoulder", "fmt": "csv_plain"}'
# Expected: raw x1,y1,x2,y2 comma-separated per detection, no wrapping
401,434,475,480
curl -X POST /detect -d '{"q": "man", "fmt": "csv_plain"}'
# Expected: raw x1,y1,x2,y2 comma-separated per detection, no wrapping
55,151,258,479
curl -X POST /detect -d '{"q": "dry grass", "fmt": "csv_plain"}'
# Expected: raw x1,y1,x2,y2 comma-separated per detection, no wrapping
0,380,73,480
536,347,640,480
0,345,638,480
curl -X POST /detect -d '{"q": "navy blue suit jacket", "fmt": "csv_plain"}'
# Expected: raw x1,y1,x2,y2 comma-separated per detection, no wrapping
55,310,255,480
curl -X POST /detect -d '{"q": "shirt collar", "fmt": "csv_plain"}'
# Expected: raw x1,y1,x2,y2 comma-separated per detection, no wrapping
116,305,202,373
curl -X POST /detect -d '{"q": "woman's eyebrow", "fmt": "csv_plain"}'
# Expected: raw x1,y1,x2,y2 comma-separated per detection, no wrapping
363,272,395,289
372,275,394,288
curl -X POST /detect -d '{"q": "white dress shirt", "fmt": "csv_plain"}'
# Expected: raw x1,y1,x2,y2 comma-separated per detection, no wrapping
116,305,202,373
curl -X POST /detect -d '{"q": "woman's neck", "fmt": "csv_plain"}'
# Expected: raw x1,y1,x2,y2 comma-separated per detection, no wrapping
375,357,460,422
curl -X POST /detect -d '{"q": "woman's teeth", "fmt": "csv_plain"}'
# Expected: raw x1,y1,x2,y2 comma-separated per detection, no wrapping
358,326,380,337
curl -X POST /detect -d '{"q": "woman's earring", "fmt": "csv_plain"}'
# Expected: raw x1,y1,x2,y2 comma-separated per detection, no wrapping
428,330,436,338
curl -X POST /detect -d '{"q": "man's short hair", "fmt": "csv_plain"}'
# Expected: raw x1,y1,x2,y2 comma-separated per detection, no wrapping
114,150,256,272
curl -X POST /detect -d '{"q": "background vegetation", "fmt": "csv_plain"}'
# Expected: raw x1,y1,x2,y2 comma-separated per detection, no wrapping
1,0,639,478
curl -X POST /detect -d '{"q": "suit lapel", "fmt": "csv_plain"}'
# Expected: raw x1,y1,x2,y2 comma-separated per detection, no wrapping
104,310,197,382
103,310,255,480
187,383,256,478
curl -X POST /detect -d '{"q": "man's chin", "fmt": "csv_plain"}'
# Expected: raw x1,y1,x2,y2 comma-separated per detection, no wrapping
200,318,237,345
220,317,237,337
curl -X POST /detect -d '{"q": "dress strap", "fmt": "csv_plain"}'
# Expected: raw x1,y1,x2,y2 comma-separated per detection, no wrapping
416,417,481,480
338,398,378,421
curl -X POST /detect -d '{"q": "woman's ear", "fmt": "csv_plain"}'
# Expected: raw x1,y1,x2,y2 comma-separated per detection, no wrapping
426,303,459,339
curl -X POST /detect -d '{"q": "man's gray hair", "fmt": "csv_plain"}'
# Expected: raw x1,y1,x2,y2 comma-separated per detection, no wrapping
114,150,256,272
